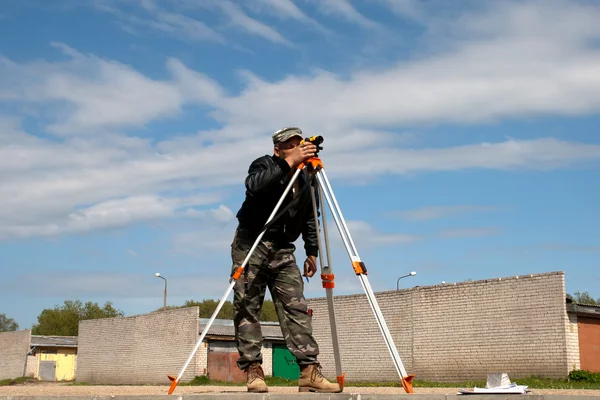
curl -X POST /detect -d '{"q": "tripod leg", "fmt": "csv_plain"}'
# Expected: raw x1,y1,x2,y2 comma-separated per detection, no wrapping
309,180,345,390
167,167,305,395
314,168,415,394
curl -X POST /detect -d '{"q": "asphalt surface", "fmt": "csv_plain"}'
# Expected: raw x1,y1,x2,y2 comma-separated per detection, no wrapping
1,382,600,399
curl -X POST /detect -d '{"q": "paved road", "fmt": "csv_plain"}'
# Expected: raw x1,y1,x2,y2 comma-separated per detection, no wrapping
1,382,600,398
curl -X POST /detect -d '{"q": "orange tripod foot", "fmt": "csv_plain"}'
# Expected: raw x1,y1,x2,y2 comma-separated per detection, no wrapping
337,373,346,391
401,374,415,393
167,375,179,395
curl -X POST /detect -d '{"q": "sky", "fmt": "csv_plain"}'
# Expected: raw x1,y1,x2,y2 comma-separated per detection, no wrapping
1,0,599,330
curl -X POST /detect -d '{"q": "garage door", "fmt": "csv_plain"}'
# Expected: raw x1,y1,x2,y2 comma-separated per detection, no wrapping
207,341,247,383
578,317,600,372
272,343,300,380
39,361,56,381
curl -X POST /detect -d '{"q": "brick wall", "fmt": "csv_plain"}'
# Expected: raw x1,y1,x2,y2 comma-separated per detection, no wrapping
197,341,208,376
308,271,571,382
0,330,31,380
263,342,273,376
565,313,580,371
76,307,200,384
25,354,38,378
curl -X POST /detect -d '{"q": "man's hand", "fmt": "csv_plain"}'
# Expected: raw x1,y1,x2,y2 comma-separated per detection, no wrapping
286,142,318,168
303,255,317,279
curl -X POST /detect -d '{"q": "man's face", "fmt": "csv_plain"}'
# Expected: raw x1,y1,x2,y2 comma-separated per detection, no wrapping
274,136,301,159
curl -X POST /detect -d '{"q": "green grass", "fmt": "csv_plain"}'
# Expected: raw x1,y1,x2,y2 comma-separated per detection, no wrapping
409,377,600,390
0,377,37,386
181,375,298,387
39,369,600,391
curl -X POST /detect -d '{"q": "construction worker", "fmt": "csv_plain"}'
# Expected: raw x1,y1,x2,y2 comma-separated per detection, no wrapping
230,127,341,393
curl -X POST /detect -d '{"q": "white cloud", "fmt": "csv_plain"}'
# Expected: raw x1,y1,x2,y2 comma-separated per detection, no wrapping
438,227,500,239
167,58,225,105
8,1,600,135
67,196,176,228
172,227,235,258
216,1,291,45
92,0,225,44
170,204,238,258
96,0,293,46
319,138,600,180
0,270,233,303
184,204,236,222
0,194,226,239
539,243,600,253
372,0,425,22
148,10,224,43
325,220,421,251
245,0,333,36
127,249,139,257
1,43,184,134
213,1,600,130
395,205,498,221
2,0,600,242
252,0,314,22
304,0,381,30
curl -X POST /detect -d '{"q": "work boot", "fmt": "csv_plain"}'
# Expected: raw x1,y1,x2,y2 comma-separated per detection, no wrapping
298,363,341,393
246,362,268,393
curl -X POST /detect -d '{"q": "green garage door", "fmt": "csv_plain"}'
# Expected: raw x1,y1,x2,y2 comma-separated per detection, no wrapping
272,343,300,380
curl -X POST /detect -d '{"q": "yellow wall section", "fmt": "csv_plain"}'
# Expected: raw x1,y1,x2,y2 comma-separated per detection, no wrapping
40,348,76,381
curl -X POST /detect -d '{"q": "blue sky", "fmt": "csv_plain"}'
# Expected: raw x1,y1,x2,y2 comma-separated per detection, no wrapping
1,0,599,330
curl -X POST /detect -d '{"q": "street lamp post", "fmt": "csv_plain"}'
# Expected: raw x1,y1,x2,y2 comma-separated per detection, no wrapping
396,271,416,290
155,273,167,311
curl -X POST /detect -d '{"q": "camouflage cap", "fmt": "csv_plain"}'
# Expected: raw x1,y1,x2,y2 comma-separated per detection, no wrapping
272,127,303,144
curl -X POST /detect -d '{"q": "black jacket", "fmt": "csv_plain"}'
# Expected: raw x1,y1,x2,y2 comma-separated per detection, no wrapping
235,154,319,257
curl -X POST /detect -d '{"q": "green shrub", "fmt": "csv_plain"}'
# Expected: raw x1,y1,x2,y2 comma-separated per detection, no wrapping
568,370,600,383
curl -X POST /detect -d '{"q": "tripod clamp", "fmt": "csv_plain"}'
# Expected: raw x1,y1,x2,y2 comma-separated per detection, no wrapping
299,153,369,277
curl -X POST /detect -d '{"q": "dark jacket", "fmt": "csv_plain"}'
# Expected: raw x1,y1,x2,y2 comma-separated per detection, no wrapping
235,154,319,257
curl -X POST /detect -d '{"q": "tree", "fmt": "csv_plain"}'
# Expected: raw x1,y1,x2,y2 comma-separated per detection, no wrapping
32,300,124,336
260,300,278,322
567,290,600,306
183,299,234,319
176,298,279,322
0,314,19,332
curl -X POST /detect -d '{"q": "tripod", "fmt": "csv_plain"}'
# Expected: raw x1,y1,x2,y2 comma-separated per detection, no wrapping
167,140,415,395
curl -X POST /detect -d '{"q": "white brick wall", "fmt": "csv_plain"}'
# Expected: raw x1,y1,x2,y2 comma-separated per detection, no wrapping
308,271,571,382
76,307,200,384
25,354,38,378
565,313,580,371
263,342,273,376
196,341,208,376
0,330,31,380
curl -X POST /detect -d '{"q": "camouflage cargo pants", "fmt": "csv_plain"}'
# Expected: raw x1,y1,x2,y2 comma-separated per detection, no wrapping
230,227,320,371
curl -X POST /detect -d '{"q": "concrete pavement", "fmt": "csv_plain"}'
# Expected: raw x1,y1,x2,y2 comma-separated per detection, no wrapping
2,394,600,400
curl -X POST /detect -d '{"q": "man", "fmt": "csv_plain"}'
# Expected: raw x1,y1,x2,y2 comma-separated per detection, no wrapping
230,127,341,393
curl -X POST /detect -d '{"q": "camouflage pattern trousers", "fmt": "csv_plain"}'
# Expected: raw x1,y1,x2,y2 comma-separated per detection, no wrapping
230,227,320,371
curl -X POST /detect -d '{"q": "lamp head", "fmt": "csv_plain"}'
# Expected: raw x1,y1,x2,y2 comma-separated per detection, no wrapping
409,271,416,276
155,273,161,277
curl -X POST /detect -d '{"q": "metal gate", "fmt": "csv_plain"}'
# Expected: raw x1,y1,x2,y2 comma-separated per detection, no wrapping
578,317,600,372
39,361,56,381
207,341,246,383
272,343,299,380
